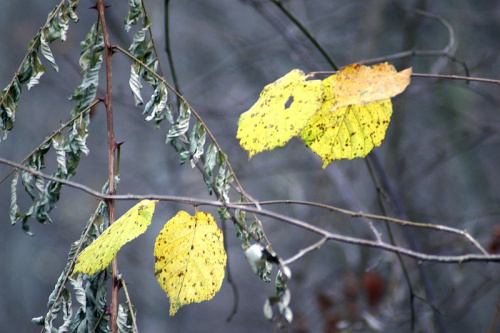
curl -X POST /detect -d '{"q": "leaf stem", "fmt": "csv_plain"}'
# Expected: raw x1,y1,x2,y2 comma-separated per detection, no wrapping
164,0,181,107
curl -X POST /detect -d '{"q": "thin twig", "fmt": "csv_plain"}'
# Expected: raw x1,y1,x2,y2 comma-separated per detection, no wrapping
283,237,327,265
411,73,500,85
141,0,164,79
309,70,500,86
366,153,419,333
269,0,338,70
360,9,469,78
121,279,139,333
250,200,488,255
163,0,181,106
222,219,239,322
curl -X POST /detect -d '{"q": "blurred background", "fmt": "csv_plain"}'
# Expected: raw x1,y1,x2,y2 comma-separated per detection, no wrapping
1,0,500,332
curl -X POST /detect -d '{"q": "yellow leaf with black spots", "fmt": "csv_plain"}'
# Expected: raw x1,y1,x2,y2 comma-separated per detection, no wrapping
154,211,227,316
73,200,158,276
236,63,411,166
301,99,392,167
236,69,322,158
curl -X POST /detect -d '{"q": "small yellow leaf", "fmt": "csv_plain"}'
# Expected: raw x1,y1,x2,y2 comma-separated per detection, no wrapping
327,63,412,110
236,69,322,158
72,200,158,276
154,211,227,316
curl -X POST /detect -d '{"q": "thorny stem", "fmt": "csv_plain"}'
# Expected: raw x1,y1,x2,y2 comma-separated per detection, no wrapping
95,1,118,332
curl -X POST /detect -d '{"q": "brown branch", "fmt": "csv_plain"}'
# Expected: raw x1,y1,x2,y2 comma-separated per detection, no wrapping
411,72,500,85
252,199,489,255
95,1,118,332
3,156,500,265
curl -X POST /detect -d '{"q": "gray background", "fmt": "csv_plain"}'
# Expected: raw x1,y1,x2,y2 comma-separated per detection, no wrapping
1,0,500,332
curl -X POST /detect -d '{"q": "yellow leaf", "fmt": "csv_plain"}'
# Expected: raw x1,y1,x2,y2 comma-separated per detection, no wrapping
236,63,411,165
299,63,409,166
327,63,412,109
301,99,392,167
236,69,322,158
72,200,158,276
154,211,227,316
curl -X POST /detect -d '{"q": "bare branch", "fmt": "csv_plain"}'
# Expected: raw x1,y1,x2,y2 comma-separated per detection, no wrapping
3,156,500,265
359,9,469,76
251,200,489,255
283,237,327,265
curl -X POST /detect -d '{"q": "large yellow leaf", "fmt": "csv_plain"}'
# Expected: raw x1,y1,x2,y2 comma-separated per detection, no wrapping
236,69,322,158
72,200,158,276
154,211,227,316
